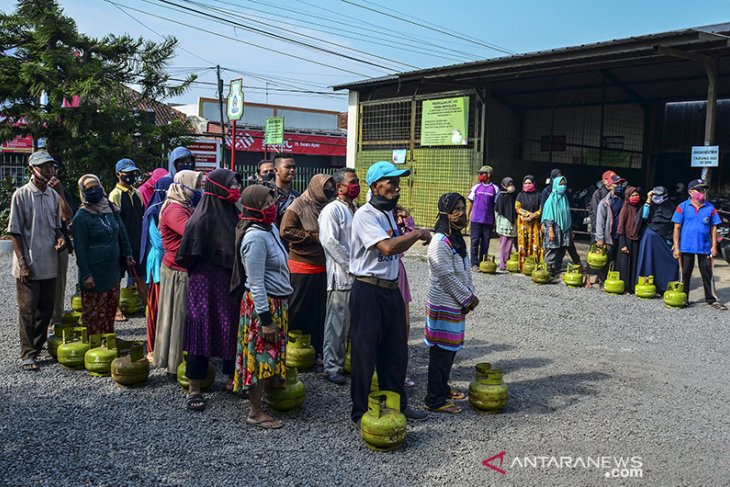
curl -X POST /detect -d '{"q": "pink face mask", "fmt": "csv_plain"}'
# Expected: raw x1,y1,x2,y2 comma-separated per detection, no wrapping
693,191,705,203
522,183,535,192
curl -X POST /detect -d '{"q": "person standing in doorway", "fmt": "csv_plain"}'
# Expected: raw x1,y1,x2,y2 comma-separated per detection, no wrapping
466,165,499,270
8,151,64,371
672,179,727,310
349,161,432,424
319,168,359,385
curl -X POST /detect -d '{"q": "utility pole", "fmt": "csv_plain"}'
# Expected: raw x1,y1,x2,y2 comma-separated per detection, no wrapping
217,65,226,169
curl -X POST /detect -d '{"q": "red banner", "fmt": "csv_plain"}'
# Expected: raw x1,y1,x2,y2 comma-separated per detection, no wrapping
225,129,346,157
1,134,33,153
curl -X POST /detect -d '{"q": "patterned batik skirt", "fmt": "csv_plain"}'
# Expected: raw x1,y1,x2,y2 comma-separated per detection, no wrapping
82,287,120,335
233,292,288,392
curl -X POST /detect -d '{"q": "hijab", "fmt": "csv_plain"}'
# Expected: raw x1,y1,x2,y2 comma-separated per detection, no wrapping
230,184,278,296
541,176,571,231
78,174,114,215
176,168,241,270
642,186,675,240
139,175,174,263
516,174,540,213
617,186,641,241
285,174,334,234
434,192,467,258
161,170,202,214
139,168,168,207
495,177,517,224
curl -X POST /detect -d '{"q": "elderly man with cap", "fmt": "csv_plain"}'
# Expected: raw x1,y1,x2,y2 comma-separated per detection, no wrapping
672,179,727,310
349,161,432,424
7,150,65,371
108,158,147,316
466,165,499,270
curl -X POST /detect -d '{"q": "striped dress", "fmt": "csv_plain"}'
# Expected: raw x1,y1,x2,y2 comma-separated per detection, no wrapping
424,233,475,352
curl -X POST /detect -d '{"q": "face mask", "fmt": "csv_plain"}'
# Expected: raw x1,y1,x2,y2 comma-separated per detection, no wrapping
262,172,276,183
84,187,105,204
505,185,516,194
522,183,535,192
478,174,489,183
324,187,337,201
120,174,137,185
207,178,241,204
243,203,278,225
450,211,467,229
652,194,668,205
613,185,624,196
31,167,49,184
370,194,399,212
556,185,567,195
176,158,195,172
191,190,202,207
692,191,705,203
346,183,361,200
628,195,641,206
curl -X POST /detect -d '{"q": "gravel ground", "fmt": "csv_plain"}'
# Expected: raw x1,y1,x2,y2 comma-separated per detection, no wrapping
1,247,729,486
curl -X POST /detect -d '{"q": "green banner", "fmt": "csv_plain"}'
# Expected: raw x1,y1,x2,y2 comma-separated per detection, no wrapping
420,96,469,146
265,116,284,145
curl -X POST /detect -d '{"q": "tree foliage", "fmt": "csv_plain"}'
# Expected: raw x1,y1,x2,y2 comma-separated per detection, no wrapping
0,0,196,189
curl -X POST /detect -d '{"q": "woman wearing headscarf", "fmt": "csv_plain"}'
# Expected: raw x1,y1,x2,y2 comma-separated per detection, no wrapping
424,193,478,414
616,186,642,293
515,175,542,269
541,176,572,277
71,175,134,335
636,186,679,293
494,177,518,271
175,168,241,411
138,168,169,207
140,176,173,360
231,185,292,429
154,170,202,375
280,174,336,362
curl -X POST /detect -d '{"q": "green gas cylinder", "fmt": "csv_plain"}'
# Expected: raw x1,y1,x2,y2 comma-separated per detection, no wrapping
84,333,117,377
48,323,75,360
177,352,216,390
360,391,407,452
604,270,625,295
506,252,520,273
71,285,83,312
264,366,305,413
531,261,551,284
111,342,149,386
474,362,491,380
370,372,379,392
57,327,90,370
119,286,142,316
663,281,688,308
469,369,509,414
587,244,608,270
563,263,585,288
285,330,315,370
479,255,497,274
522,256,537,276
635,276,657,299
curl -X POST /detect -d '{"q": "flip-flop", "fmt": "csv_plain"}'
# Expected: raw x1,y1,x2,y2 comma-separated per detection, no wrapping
21,359,39,372
710,301,728,310
449,389,466,400
424,402,463,414
187,393,206,411
246,417,283,429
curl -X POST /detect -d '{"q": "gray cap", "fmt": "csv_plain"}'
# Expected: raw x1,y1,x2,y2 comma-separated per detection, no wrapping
28,150,56,167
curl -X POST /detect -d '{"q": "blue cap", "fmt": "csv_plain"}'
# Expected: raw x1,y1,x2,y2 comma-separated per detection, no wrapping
688,179,708,191
115,158,140,173
365,161,411,186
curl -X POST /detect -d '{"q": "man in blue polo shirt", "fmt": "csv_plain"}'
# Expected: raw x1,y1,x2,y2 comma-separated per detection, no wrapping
672,179,726,310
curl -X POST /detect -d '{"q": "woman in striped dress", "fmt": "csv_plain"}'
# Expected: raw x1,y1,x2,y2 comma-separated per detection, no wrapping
424,192,479,414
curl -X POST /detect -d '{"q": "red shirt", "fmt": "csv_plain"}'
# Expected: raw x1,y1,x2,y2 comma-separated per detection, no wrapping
160,203,192,272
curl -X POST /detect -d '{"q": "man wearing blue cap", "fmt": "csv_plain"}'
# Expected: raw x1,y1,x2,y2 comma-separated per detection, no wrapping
109,158,147,316
672,179,727,310
349,161,432,424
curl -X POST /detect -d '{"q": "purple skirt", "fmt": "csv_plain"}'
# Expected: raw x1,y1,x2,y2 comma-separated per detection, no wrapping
398,259,412,304
183,260,239,360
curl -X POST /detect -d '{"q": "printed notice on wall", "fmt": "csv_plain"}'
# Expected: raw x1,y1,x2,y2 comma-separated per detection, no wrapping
420,96,469,146
691,145,719,167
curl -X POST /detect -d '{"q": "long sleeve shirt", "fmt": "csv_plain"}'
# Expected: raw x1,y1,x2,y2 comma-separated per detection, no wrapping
160,203,191,272
318,199,355,291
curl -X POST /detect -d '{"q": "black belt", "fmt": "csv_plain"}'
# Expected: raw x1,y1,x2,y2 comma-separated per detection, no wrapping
356,276,399,290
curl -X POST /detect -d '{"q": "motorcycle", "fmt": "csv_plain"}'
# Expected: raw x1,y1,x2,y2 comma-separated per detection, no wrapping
712,197,730,264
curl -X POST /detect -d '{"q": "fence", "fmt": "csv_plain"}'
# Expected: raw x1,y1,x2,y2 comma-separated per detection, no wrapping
236,163,340,194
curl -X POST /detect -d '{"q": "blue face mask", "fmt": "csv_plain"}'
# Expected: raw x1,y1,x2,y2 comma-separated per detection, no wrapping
84,187,105,204
191,190,202,207
556,185,567,195
614,185,624,196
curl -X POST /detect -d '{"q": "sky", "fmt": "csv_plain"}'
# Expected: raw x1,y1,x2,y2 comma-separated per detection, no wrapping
2,0,729,113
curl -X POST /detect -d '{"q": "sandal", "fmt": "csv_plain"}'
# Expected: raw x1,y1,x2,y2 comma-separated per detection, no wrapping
449,389,466,400
246,416,283,429
114,308,127,322
424,402,463,414
21,358,39,372
187,393,206,411
710,301,728,310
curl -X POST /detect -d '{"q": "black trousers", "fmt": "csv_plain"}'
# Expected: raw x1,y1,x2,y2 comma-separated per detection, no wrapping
289,272,327,357
681,253,717,304
425,345,457,409
567,240,581,265
17,278,55,360
349,280,408,422
469,222,493,266
186,354,234,381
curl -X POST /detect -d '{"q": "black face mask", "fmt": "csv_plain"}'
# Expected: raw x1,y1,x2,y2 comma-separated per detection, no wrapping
324,187,337,201
261,172,276,183
120,174,137,185
370,194,399,212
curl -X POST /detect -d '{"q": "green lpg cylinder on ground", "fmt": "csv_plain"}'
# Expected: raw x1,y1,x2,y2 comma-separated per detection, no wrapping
635,276,657,299
177,351,216,390
473,362,491,380
61,310,81,326
264,366,305,413
84,333,117,377
506,252,520,273
604,270,625,295
479,255,497,274
111,342,149,386
563,264,585,288
57,327,90,370
343,339,351,374
522,256,537,276
360,391,407,452
48,323,75,360
663,281,688,308
587,244,608,270
531,261,551,284
71,285,83,312
469,369,509,414
119,286,142,316
285,330,315,370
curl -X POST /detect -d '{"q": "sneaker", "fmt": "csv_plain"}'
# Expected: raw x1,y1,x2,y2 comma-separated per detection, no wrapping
325,372,347,385
403,406,428,421
404,377,415,388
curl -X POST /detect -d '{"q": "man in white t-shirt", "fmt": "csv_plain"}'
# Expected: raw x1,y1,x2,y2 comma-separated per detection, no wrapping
349,161,431,424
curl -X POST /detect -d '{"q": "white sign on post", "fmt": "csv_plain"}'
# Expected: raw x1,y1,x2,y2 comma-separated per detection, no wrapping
691,145,719,168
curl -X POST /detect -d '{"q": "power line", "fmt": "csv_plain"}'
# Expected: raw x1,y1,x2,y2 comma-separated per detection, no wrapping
340,0,516,55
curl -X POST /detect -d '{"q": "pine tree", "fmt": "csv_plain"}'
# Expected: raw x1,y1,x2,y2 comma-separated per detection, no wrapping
0,0,195,187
